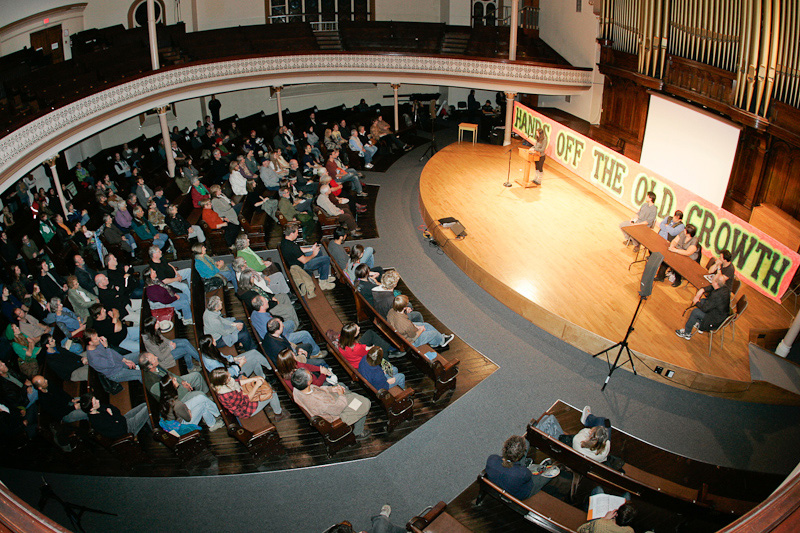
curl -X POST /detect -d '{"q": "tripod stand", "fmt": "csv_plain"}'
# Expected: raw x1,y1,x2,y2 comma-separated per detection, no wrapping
39,478,117,533
419,99,438,162
592,295,647,391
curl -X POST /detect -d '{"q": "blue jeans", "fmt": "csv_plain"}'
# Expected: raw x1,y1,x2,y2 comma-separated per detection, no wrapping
388,365,406,389
303,253,331,280
172,338,200,365
62,408,89,423
220,268,237,291
106,366,142,383
412,322,445,347
239,349,271,376
360,246,375,269
185,394,220,426
119,326,141,354
584,413,612,439
287,329,321,356
153,233,168,249
218,326,256,352
363,145,377,165
151,294,191,321
337,172,362,194
248,394,282,419
125,403,151,436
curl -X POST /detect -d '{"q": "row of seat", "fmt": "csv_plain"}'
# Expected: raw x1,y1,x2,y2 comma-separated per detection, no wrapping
474,400,785,532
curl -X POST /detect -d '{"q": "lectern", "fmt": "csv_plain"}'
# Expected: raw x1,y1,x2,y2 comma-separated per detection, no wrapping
516,147,540,188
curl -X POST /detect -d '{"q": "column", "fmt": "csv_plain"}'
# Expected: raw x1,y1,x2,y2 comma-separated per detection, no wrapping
45,156,68,218
776,311,800,358
156,106,176,177
391,84,401,130
147,0,160,70
503,92,517,146
274,86,284,127
509,0,520,61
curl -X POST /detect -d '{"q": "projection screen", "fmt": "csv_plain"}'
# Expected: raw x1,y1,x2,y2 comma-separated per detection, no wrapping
640,94,741,208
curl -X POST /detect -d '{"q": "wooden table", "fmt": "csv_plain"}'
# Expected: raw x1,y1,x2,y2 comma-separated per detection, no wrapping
624,224,709,289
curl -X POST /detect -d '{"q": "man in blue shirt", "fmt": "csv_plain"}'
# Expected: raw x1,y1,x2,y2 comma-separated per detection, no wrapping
658,210,685,241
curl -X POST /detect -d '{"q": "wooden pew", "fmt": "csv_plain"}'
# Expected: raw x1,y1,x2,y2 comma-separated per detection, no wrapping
476,474,585,533
137,297,212,469
407,501,472,533
190,265,285,463
527,400,782,520
322,240,460,402
238,192,272,250
277,245,415,433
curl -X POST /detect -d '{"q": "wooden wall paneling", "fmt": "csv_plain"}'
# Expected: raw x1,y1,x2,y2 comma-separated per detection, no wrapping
759,139,800,220
723,127,768,219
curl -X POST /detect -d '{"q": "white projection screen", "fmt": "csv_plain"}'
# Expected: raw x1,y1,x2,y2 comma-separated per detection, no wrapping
640,94,741,207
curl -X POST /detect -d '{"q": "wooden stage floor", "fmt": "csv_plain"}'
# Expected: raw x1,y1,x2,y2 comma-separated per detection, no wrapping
420,140,796,404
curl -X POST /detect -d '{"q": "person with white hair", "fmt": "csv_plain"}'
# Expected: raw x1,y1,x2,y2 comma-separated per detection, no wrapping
316,184,360,237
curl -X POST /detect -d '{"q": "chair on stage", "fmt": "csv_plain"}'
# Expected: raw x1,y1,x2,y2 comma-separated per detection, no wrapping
706,256,716,271
707,295,748,356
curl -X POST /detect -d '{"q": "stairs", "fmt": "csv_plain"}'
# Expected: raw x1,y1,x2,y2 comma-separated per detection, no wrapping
441,31,470,55
314,30,343,51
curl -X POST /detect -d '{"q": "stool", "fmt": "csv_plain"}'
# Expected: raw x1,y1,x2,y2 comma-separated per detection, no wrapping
458,123,478,144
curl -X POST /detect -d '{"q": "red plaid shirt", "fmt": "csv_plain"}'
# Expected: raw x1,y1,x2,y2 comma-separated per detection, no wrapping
217,388,257,419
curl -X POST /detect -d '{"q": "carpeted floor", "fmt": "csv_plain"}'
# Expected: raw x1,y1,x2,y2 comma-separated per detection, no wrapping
3,124,800,533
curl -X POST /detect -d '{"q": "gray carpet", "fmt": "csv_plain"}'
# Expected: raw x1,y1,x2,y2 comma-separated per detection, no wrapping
3,128,800,533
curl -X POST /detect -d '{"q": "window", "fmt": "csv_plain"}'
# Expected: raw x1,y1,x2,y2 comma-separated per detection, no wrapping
128,0,166,29
268,0,370,24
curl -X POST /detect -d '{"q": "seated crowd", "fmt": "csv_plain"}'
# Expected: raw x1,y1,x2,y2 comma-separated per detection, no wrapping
0,96,422,458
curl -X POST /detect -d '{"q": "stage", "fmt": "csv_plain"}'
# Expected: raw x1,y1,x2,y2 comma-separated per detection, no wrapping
420,140,800,405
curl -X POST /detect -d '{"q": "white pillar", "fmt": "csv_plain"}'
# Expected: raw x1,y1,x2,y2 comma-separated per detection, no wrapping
391,84,401,130
776,310,800,357
509,0,520,61
157,106,176,177
46,156,68,218
275,86,284,127
147,0,160,70
503,92,517,146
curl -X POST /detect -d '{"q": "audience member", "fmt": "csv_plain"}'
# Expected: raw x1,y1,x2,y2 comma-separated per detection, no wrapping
358,346,405,391
387,295,453,349
210,367,285,422
143,267,193,325
291,368,371,438
275,347,333,392
199,334,271,379
80,393,150,439
203,295,256,351
279,224,335,289
85,329,141,383
485,435,546,500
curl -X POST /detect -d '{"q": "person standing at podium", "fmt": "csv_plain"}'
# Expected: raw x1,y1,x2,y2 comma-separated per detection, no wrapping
532,128,548,185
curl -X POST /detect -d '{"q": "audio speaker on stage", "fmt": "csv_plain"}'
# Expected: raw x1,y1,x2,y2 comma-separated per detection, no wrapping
639,252,664,298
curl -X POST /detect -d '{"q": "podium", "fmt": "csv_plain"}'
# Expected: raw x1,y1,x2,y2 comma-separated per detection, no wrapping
516,147,540,188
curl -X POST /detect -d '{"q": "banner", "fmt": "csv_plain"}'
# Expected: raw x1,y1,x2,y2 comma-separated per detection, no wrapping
512,101,799,302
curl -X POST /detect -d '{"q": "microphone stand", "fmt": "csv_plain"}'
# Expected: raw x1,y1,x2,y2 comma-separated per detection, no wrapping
503,145,513,187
